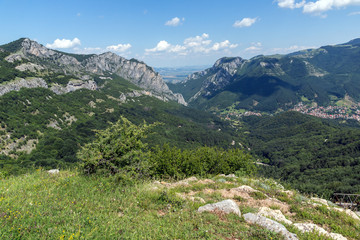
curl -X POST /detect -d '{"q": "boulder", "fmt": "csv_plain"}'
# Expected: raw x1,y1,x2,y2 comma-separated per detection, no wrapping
294,223,347,240
258,206,292,225
198,199,241,217
47,169,60,174
243,213,298,240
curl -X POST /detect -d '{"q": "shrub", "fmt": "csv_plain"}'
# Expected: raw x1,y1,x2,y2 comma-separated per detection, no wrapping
77,116,158,178
149,144,256,179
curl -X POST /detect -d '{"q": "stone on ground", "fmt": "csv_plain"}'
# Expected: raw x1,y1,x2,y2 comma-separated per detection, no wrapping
243,213,298,240
258,206,292,225
198,199,241,217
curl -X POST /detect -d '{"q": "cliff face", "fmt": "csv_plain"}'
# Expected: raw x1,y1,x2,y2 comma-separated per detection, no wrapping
2,38,186,105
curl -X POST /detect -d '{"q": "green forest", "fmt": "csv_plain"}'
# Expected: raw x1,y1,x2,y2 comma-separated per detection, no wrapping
242,111,360,197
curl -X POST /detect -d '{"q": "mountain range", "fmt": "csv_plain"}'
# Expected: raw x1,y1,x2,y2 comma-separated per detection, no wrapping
169,38,360,113
1,37,360,196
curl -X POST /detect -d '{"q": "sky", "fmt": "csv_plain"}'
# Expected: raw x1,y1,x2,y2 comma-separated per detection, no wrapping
0,0,360,67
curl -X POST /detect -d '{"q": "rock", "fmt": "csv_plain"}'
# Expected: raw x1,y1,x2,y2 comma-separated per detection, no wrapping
310,197,329,206
50,80,97,95
198,199,241,217
258,206,292,225
15,63,44,72
225,174,237,178
233,185,258,193
48,169,60,174
243,213,298,240
331,207,360,221
0,78,48,97
293,223,347,240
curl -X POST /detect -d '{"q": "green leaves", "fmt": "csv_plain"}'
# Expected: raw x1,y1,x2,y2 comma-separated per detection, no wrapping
78,116,158,178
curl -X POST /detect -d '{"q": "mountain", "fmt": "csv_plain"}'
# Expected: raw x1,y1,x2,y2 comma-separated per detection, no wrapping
169,38,360,113
0,38,186,105
0,38,242,174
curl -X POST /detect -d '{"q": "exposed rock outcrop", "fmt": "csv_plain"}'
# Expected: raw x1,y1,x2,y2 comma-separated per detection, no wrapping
0,78,48,96
51,80,97,94
294,223,347,240
243,213,298,240
198,199,241,217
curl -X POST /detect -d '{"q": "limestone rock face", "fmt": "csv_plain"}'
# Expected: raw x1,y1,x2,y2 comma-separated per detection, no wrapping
198,199,241,217
0,78,48,96
243,213,298,240
183,57,246,102
51,80,97,95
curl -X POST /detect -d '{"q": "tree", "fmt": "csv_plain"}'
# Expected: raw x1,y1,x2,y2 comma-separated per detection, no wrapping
77,116,157,178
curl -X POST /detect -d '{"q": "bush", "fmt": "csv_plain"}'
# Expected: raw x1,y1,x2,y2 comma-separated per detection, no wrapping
77,116,158,178
150,144,256,179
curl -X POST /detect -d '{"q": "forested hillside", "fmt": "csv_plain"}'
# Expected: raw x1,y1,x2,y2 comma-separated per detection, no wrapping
242,111,360,197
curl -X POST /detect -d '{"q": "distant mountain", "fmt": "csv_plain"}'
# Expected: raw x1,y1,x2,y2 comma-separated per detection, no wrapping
169,38,360,113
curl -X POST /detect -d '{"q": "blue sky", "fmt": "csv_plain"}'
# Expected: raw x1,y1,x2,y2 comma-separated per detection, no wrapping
1,0,360,67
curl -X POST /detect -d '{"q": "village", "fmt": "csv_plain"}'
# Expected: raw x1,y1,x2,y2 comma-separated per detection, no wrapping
291,102,360,122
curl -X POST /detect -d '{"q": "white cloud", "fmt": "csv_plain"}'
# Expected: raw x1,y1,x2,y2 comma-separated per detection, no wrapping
165,17,185,26
233,17,258,28
276,0,305,9
245,42,263,52
46,38,81,49
106,43,132,52
145,33,238,56
349,10,360,14
277,0,360,15
145,40,172,52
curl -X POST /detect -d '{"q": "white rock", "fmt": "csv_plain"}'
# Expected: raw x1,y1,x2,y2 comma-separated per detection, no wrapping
258,206,292,225
310,197,329,206
198,199,241,217
47,169,60,174
294,223,347,240
233,185,258,193
331,207,360,221
243,213,298,240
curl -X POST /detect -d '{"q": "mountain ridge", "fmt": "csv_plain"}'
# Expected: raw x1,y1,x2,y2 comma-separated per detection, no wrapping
169,38,360,113
0,38,186,105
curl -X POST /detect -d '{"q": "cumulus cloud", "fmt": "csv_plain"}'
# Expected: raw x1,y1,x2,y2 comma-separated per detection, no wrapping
145,40,172,52
106,43,132,52
165,17,185,26
145,33,238,56
277,0,305,9
233,17,258,28
276,0,360,15
46,38,81,49
245,42,263,52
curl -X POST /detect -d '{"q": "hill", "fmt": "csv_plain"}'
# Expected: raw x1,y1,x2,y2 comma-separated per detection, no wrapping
242,111,360,197
169,38,360,115
0,169,359,239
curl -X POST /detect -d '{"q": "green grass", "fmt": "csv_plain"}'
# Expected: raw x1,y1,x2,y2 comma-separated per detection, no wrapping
0,170,285,240
1,169,359,239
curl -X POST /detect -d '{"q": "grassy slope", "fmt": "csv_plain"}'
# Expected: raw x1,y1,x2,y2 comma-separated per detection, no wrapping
1,170,359,239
